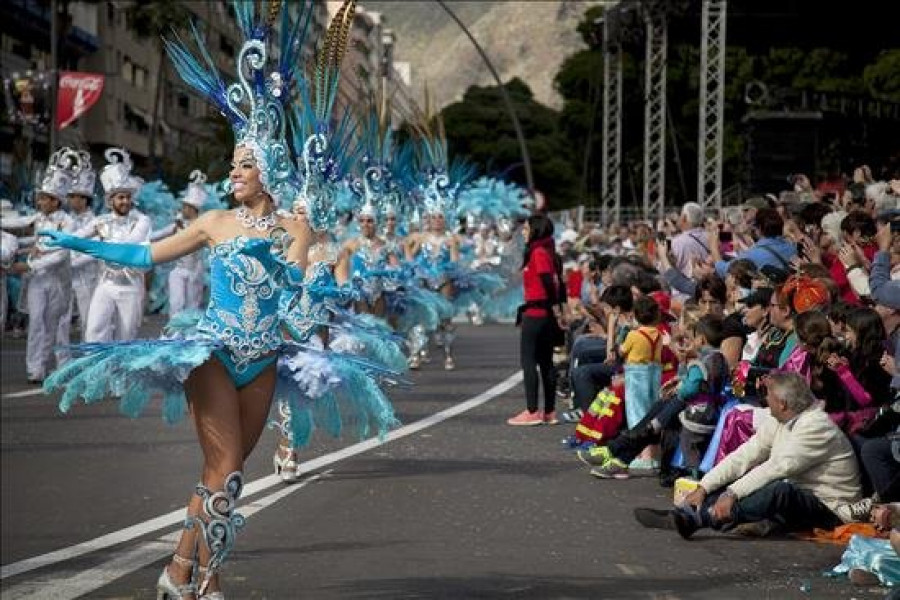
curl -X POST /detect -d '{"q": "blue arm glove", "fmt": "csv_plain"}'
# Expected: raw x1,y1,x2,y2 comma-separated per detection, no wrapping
38,230,152,269
237,238,304,288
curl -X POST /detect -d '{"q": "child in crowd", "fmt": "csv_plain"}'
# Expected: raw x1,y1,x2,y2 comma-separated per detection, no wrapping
581,315,729,481
617,296,664,428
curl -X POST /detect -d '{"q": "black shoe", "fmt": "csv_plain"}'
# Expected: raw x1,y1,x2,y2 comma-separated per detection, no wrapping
731,519,783,538
672,508,700,540
633,507,677,531
27,377,43,385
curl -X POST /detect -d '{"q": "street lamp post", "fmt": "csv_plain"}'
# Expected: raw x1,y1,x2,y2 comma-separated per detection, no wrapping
434,0,535,196
49,0,59,151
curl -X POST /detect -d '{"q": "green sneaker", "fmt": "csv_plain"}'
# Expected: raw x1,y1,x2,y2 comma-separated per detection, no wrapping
590,458,630,479
576,445,611,467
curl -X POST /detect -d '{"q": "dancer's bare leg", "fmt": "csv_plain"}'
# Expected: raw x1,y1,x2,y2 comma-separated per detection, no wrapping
165,358,276,595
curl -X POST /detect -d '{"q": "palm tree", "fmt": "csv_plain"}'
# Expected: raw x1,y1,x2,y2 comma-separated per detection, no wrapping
126,0,189,170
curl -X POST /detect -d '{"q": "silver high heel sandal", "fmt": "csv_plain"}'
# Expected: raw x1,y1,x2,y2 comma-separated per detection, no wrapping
270,401,302,483
273,445,302,483
156,554,196,600
196,566,224,600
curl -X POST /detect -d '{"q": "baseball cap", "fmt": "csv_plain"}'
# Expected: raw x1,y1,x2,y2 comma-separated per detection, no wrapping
742,197,770,211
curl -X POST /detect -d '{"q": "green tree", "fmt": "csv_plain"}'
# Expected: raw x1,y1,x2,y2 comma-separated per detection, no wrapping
864,50,900,102
126,0,189,168
441,78,580,208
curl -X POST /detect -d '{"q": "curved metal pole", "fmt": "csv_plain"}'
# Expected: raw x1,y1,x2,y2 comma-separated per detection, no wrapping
435,0,535,195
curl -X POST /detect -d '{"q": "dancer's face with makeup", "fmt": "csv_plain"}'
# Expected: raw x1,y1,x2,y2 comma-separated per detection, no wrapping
229,146,265,204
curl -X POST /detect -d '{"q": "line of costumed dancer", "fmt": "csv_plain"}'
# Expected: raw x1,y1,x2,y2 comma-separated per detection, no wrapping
35,1,531,598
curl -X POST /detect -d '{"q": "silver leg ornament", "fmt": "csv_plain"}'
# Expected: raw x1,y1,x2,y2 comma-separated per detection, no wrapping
190,471,246,595
440,322,456,370
467,302,484,326
270,399,294,445
407,325,426,368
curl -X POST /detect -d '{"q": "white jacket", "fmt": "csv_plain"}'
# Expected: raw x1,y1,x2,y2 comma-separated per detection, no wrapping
700,406,862,519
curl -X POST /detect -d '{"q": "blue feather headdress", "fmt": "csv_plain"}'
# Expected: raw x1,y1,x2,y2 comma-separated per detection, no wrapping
290,0,360,231
164,1,316,210
456,176,533,223
348,96,405,222
408,87,473,222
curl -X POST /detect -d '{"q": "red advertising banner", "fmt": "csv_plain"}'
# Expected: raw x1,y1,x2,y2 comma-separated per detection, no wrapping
56,71,104,130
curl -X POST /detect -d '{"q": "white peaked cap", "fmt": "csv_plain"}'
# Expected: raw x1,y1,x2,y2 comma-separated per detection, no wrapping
181,170,208,210
100,147,143,197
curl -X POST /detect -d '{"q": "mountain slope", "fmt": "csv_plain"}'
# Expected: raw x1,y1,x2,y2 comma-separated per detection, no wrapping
364,1,598,110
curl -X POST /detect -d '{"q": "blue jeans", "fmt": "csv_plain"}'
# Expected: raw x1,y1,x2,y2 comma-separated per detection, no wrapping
572,362,617,412
698,481,842,532
570,336,608,369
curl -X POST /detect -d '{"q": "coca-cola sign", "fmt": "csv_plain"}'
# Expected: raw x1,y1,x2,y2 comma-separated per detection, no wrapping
56,71,104,130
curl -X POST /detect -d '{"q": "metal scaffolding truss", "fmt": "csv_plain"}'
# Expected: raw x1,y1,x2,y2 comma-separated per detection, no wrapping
601,14,623,227
697,0,727,211
642,2,667,222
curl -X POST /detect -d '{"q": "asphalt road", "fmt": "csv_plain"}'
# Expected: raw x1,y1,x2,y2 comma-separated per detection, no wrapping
0,318,886,599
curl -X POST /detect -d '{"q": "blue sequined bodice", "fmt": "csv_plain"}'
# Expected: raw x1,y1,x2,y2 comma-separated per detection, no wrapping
196,237,283,371
419,235,452,269
350,240,388,277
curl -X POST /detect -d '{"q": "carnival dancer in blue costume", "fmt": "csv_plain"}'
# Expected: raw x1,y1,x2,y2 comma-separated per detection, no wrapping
343,197,393,317
37,2,321,597
268,4,404,483
342,101,404,319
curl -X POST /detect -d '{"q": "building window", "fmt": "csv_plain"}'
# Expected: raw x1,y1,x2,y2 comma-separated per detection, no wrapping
121,56,133,83
134,66,146,89
177,93,190,116
107,2,115,24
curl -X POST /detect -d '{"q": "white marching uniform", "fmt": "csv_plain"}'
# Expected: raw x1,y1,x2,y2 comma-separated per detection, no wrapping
0,230,18,335
26,210,74,379
67,210,99,339
167,225,205,315
84,210,151,342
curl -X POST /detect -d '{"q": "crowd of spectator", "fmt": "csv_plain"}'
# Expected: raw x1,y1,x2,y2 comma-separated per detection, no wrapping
536,170,900,589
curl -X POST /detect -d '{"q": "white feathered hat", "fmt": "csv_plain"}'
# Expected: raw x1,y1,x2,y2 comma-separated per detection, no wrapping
100,148,143,198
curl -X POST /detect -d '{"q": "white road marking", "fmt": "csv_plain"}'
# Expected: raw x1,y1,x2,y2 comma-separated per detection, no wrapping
2,388,44,399
1,370,523,584
2,474,329,600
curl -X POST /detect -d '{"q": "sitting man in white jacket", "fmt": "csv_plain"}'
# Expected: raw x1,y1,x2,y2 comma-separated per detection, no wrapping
633,371,863,539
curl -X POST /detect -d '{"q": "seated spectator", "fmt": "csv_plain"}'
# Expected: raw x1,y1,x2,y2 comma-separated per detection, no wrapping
578,315,728,482
670,203,710,284
715,208,797,279
822,211,879,304
633,371,864,539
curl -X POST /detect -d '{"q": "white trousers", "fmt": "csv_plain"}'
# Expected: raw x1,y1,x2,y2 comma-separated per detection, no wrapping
85,281,144,342
71,266,98,336
167,267,204,316
26,276,71,379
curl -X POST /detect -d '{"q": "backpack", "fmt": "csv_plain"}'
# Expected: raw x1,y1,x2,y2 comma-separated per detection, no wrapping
574,384,625,446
